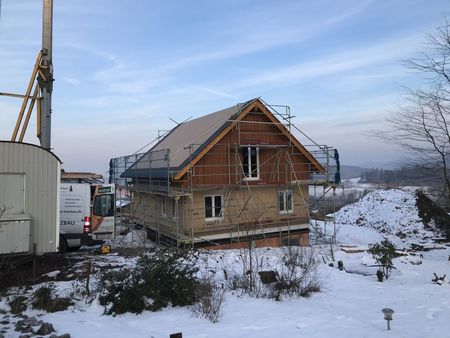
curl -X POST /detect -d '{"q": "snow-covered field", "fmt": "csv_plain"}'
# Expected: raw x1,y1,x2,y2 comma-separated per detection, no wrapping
1,189,450,338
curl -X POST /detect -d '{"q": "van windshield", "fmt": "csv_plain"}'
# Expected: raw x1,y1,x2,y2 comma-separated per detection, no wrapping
93,194,114,217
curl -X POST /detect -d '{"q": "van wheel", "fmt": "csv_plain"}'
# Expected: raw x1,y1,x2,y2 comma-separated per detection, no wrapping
59,236,69,253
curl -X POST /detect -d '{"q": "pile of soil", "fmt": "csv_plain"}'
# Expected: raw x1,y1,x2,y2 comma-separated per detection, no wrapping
416,190,450,239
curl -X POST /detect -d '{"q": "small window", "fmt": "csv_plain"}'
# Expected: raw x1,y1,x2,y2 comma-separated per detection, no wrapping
242,146,259,180
93,194,114,217
205,195,223,220
170,198,177,220
279,190,293,214
160,196,167,218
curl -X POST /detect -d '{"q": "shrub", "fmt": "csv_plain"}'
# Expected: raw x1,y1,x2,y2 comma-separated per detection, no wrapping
32,285,73,313
98,248,199,315
192,277,226,323
275,246,321,298
8,296,27,314
368,239,396,280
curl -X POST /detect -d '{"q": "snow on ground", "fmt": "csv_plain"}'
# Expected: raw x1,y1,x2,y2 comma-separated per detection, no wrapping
333,189,436,247
106,228,156,249
2,188,450,338
2,247,448,338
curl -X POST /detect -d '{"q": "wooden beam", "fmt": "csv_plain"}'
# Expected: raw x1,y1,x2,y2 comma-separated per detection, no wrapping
11,52,42,142
18,84,39,142
0,92,41,100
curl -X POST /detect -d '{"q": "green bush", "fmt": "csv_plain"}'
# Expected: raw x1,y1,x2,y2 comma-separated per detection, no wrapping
368,239,396,280
98,248,199,315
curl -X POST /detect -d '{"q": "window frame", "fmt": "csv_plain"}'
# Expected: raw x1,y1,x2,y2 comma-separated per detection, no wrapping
278,190,294,214
204,194,224,222
242,146,260,181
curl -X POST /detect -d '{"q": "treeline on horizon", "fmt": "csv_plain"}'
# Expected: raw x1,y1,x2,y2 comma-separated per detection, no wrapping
359,166,440,186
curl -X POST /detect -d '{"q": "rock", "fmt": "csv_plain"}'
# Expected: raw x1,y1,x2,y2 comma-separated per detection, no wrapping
17,317,43,328
16,317,40,334
0,333,4,338
36,323,55,335
258,271,278,284
0,320,9,325
22,326,33,333
28,318,43,327
58,334,71,338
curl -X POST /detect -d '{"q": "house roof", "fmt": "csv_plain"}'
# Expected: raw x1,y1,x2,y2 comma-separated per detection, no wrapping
123,98,324,180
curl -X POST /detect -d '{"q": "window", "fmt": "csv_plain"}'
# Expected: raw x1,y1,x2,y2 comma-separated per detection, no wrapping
170,197,177,220
242,146,260,180
279,190,293,214
93,194,114,217
161,196,167,218
205,195,223,220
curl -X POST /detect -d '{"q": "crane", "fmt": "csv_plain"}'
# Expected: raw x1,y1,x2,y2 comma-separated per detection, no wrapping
0,0,53,150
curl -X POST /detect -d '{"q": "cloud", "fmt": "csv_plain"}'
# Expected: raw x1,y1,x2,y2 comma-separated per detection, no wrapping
157,1,372,72
58,42,117,62
224,34,423,91
61,76,81,86
71,1,371,97
192,86,240,99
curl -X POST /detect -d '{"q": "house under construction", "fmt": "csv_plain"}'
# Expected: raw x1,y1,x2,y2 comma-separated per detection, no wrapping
112,98,339,248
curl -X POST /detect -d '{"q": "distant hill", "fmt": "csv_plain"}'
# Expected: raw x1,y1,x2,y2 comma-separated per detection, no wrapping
340,165,367,179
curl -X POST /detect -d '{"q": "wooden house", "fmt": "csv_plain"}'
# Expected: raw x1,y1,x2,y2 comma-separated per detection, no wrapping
123,98,326,248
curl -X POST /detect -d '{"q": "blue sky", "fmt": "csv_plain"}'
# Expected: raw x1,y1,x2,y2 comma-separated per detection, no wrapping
1,0,449,174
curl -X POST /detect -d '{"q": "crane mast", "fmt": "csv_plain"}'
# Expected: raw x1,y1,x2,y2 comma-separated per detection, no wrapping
38,0,53,150
0,0,54,150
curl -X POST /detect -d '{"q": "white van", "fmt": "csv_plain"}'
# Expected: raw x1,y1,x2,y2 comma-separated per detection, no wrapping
59,183,115,251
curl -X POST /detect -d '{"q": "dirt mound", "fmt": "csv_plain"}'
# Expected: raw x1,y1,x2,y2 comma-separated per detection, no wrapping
416,190,450,239
335,189,438,244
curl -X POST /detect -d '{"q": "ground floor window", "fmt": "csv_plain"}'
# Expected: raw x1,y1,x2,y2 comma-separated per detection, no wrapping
170,197,177,220
279,190,293,214
205,195,223,220
158,195,167,218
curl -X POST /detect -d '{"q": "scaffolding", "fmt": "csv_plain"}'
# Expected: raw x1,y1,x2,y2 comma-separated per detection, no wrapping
110,99,339,248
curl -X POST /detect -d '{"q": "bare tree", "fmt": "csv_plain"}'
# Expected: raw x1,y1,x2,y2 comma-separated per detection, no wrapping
373,18,450,204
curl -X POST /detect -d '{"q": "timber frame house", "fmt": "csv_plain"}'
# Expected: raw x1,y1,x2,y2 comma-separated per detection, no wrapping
119,98,337,248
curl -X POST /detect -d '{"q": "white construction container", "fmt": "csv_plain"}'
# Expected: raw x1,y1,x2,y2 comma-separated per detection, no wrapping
0,141,61,255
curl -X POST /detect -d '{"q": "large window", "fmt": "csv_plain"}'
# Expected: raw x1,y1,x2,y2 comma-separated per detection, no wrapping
205,195,223,220
279,190,293,214
242,146,260,180
93,194,115,217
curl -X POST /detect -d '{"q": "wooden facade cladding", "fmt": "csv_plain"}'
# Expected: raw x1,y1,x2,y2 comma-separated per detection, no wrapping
176,108,312,188
131,184,310,243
